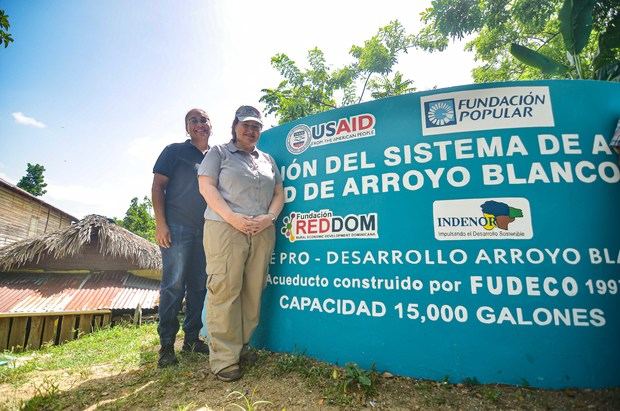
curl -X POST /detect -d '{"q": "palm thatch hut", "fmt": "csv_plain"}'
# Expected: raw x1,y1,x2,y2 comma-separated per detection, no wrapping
0,214,161,279
0,215,162,351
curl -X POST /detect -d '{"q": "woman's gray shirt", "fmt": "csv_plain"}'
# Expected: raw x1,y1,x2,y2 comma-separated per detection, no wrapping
198,142,282,222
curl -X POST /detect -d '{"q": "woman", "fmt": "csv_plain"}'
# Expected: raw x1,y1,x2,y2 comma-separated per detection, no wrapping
198,105,284,382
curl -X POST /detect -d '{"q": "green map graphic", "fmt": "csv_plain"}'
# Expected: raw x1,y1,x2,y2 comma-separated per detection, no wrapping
481,200,523,230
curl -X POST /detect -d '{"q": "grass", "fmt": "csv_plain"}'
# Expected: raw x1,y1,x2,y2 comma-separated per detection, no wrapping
1,322,619,410
20,378,61,411
260,352,378,406
462,376,481,386
225,389,273,410
0,322,158,386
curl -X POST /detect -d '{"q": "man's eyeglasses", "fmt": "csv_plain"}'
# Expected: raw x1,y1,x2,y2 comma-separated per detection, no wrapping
188,117,210,125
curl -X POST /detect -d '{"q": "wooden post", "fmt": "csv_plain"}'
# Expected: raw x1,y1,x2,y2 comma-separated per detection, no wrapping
8,317,28,350
93,315,101,331
78,314,94,335
41,316,59,347
58,315,76,344
0,318,10,350
90,311,112,331
27,316,44,349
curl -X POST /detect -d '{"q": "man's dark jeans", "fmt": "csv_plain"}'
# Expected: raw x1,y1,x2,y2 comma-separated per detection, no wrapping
158,223,207,346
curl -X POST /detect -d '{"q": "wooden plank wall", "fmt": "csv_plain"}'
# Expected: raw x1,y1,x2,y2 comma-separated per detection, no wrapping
0,311,112,351
41,316,59,347
0,185,74,247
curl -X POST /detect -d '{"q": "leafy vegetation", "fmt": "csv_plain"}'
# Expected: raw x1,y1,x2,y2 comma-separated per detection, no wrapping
260,20,419,124
268,353,378,406
0,10,13,48
510,0,620,80
0,323,157,386
225,389,272,411
16,163,47,197
19,378,61,411
114,196,156,242
418,0,619,82
342,362,377,397
462,376,481,386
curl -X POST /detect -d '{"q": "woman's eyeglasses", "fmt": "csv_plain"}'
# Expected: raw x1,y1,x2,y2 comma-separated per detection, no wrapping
241,123,262,132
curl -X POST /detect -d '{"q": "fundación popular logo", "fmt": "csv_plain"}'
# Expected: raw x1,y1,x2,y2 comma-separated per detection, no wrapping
420,86,554,136
285,113,376,154
432,197,533,241
280,209,378,242
424,99,457,128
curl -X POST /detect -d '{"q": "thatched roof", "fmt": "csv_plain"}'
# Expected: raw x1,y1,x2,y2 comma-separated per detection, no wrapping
0,215,161,279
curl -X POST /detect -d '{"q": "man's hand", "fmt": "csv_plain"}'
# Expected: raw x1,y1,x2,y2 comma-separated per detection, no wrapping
155,222,172,248
152,173,171,247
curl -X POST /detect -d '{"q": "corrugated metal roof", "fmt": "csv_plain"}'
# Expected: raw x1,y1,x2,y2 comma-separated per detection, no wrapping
0,271,160,313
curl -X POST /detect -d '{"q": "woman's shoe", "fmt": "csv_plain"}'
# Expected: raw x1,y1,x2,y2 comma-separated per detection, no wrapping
216,364,242,382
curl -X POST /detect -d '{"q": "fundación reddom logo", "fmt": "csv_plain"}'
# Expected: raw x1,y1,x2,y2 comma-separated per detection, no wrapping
432,197,533,241
420,86,554,136
280,209,378,242
286,113,376,154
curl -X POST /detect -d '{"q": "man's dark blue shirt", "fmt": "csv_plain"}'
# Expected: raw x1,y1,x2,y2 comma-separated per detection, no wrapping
153,139,207,227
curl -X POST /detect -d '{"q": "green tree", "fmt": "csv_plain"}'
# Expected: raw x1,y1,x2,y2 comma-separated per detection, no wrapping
1,10,14,48
368,71,417,99
350,21,417,102
260,20,418,124
115,197,156,243
510,0,620,80
17,163,47,196
418,0,619,82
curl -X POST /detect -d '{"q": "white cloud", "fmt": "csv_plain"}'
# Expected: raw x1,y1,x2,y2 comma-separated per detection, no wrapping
12,112,47,128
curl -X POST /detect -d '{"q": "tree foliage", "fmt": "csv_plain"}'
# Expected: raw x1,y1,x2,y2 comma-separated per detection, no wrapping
368,72,417,99
509,0,619,80
419,0,619,82
115,197,156,243
260,20,419,124
0,10,13,48
17,163,47,197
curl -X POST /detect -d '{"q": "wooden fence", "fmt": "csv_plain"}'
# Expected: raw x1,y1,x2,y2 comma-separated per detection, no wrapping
0,310,111,351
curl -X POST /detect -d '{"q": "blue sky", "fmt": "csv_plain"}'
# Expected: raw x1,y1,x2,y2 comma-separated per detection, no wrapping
0,0,474,218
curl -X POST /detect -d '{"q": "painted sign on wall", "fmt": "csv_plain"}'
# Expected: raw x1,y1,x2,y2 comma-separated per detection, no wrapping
254,80,620,389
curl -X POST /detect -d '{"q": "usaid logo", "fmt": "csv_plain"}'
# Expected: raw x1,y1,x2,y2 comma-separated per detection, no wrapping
420,86,554,136
285,113,376,154
286,124,312,154
424,99,457,128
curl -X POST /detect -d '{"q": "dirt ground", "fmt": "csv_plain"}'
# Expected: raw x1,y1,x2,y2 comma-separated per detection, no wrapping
2,343,619,411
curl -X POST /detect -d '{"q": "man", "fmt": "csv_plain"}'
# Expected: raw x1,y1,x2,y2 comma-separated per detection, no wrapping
152,108,211,367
